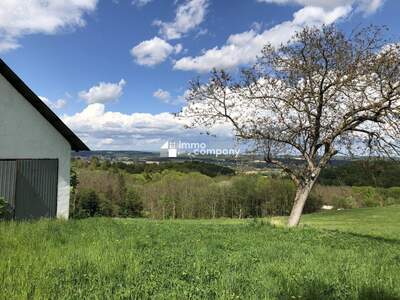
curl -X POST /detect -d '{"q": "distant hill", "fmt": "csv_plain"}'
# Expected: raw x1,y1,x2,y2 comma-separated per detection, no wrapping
72,150,158,160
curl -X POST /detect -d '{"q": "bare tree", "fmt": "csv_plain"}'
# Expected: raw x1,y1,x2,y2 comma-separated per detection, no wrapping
181,25,400,227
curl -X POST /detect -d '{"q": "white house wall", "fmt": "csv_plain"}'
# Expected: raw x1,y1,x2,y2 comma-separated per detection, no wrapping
0,73,71,218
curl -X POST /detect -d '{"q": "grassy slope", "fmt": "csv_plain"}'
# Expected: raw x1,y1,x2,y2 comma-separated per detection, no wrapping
300,205,400,240
0,207,399,299
271,205,400,240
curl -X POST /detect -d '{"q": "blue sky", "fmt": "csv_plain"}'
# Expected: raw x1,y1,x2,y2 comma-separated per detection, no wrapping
0,0,399,150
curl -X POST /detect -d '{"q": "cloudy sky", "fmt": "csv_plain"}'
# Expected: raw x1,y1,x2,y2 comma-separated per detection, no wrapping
0,0,398,150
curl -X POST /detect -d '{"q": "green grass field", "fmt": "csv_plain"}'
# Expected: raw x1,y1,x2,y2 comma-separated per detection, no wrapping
272,205,400,240
300,206,400,240
1,207,399,299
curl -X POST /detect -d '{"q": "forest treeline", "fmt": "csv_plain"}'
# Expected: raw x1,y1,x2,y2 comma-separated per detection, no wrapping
319,160,400,188
76,157,235,177
70,158,400,219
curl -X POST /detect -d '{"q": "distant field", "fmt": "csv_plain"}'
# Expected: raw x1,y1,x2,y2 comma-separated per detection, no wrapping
300,205,400,240
0,207,399,299
273,205,400,240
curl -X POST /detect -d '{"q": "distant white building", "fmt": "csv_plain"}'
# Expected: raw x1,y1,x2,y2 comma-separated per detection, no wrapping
321,205,334,210
0,59,88,219
145,161,160,165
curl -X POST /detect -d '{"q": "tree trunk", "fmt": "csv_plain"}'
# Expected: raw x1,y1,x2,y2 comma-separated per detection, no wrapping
172,202,176,219
287,180,316,227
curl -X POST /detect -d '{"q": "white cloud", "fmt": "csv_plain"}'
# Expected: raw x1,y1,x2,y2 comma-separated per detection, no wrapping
79,79,126,104
357,0,384,14
153,89,171,101
174,0,384,72
130,37,182,66
174,43,183,54
62,103,233,150
153,88,187,105
195,28,208,38
39,96,67,110
98,138,114,146
132,0,153,7
0,0,97,52
154,0,209,40
130,0,204,67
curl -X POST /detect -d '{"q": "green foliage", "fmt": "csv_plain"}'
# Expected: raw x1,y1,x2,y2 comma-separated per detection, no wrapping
0,197,12,220
89,156,100,170
75,158,236,178
0,206,399,299
160,161,235,177
70,168,79,191
352,187,383,207
255,176,295,216
319,159,400,188
72,160,400,220
377,187,400,206
331,195,357,209
0,197,6,217
140,173,322,219
304,193,324,213
70,169,144,219
119,189,143,217
72,189,101,218
313,184,400,209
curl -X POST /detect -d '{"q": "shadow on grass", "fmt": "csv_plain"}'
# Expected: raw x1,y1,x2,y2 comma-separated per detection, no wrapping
357,288,400,300
323,229,400,245
278,279,399,300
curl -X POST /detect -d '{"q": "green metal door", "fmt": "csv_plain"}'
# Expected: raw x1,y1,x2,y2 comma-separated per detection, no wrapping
15,159,58,219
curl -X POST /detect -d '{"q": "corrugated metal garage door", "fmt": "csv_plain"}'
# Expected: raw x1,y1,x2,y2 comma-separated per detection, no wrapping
0,159,58,219
15,159,58,219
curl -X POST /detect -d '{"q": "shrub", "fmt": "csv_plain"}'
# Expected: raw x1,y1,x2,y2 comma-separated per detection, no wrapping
119,189,143,217
0,197,12,220
304,193,323,213
73,189,101,218
312,185,353,206
259,178,296,216
98,194,118,217
352,187,382,207
377,187,400,206
331,195,357,209
384,197,398,206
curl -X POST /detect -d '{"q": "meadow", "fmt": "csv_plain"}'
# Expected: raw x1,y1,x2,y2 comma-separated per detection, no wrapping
0,206,399,299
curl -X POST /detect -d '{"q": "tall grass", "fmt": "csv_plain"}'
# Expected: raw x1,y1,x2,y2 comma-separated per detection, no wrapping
0,209,399,299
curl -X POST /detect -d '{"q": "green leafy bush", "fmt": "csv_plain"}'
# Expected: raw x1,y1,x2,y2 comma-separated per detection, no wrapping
352,187,382,207
377,187,400,206
119,189,143,217
72,189,101,218
331,195,357,209
304,193,324,213
258,178,296,216
0,197,12,220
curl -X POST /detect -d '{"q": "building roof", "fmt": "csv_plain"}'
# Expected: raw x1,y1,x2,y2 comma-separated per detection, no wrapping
0,58,89,151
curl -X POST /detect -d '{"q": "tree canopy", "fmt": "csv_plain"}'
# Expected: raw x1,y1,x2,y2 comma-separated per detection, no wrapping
182,25,400,226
